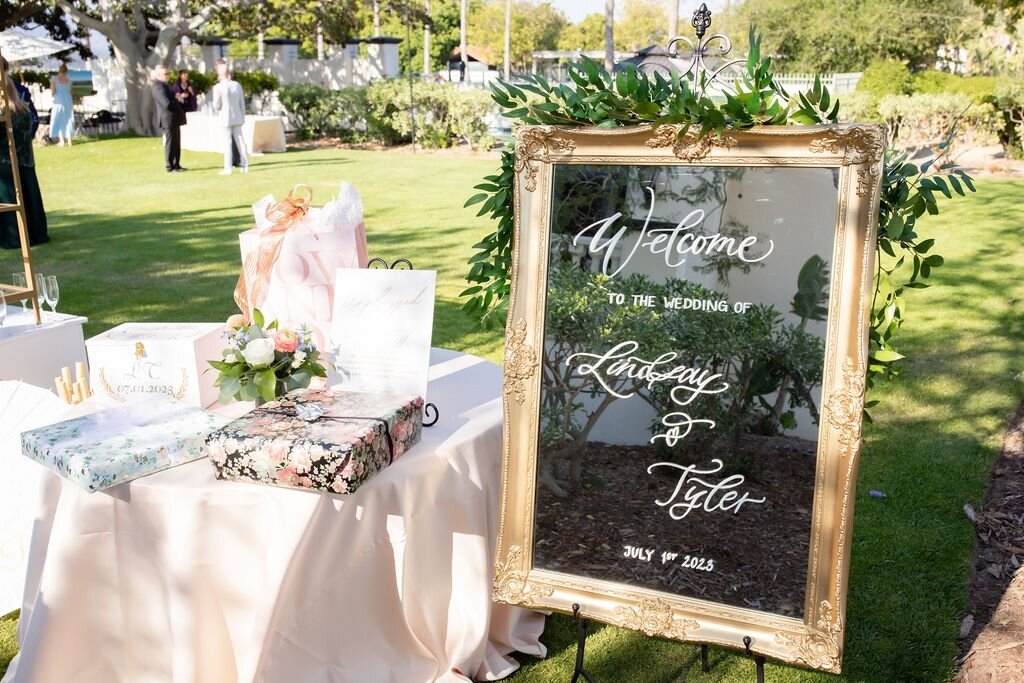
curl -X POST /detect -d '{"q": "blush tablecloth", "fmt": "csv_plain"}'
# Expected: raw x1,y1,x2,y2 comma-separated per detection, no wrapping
1,349,546,683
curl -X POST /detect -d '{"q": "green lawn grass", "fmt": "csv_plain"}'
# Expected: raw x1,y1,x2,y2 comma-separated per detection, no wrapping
2,138,1021,682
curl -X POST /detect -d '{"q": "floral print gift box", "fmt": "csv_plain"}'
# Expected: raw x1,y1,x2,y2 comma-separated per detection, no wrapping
21,399,230,492
204,389,423,494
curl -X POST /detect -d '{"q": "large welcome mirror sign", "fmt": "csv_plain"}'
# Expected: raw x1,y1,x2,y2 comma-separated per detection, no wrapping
494,123,885,672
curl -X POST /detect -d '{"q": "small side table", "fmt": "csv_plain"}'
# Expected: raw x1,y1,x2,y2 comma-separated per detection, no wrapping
0,308,88,390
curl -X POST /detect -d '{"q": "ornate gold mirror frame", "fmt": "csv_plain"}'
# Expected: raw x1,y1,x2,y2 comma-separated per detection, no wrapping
495,123,885,672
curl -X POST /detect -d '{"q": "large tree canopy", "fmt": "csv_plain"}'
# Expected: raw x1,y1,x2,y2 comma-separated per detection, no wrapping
467,0,565,71
53,0,273,135
721,0,979,73
0,0,90,58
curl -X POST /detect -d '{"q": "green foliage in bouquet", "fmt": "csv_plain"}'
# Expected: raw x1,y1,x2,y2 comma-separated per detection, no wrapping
463,27,977,403
208,309,328,404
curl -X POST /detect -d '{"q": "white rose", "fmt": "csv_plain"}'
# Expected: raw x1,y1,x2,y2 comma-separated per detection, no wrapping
241,337,276,366
291,350,307,369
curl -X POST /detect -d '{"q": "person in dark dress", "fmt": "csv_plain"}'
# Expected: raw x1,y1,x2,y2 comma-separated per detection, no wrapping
0,74,49,249
151,64,187,172
172,70,198,114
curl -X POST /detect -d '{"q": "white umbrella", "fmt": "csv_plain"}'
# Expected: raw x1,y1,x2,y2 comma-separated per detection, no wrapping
0,28,73,62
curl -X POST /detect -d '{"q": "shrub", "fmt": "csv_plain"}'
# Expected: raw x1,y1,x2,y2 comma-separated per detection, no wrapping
993,78,1024,158
277,84,370,142
856,59,914,100
877,93,999,150
182,69,215,95
837,91,879,123
234,70,280,99
853,59,915,119
912,71,997,104
365,80,496,150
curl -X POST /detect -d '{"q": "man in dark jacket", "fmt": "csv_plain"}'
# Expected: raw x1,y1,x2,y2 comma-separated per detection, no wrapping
150,64,187,172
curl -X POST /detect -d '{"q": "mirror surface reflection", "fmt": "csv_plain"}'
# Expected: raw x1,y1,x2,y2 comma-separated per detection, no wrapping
533,164,840,618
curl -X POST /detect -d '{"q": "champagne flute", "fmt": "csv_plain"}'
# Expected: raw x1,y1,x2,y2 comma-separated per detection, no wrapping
11,272,27,311
34,274,45,315
44,275,59,313
0,289,6,327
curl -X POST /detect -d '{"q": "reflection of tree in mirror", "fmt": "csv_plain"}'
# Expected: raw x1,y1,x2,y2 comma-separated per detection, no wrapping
540,256,828,495
551,166,634,262
540,263,663,496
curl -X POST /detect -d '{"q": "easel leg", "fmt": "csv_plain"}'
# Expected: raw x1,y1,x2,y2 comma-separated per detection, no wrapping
756,656,766,683
700,644,710,673
570,603,597,683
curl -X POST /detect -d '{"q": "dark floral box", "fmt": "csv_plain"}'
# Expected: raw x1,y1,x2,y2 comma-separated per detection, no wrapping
204,389,423,494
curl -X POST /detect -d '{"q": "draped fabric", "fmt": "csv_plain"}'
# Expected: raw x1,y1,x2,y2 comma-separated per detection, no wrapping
2,349,546,682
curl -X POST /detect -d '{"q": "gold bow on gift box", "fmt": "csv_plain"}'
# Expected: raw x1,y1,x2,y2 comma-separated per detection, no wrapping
233,184,314,316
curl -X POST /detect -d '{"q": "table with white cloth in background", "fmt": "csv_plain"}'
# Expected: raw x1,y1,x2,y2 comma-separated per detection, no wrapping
180,113,287,155
1,348,546,683
0,309,87,388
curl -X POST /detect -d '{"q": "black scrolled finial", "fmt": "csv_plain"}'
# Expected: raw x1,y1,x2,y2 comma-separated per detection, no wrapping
692,2,712,40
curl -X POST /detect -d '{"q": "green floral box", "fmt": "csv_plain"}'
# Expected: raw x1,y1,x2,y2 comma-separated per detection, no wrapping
204,389,423,494
21,402,231,492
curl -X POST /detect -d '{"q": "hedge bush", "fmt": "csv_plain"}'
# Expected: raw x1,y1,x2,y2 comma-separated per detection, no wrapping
877,93,999,150
278,84,371,142
234,71,280,99
279,80,496,149
912,71,997,104
365,80,495,150
856,59,914,100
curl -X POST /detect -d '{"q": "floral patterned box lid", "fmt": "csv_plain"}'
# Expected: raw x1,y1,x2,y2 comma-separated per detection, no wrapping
21,399,231,492
205,389,423,494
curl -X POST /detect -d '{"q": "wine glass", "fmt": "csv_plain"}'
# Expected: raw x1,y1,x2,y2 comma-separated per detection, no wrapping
44,275,59,313
11,272,27,311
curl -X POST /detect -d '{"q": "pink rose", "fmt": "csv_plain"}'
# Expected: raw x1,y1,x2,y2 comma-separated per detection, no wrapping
267,441,289,466
331,476,350,494
275,465,299,485
274,328,299,353
226,313,249,329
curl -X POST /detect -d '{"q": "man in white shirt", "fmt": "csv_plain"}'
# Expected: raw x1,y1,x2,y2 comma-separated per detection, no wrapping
212,59,248,175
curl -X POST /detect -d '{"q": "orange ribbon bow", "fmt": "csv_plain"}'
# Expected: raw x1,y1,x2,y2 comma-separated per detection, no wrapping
233,184,314,317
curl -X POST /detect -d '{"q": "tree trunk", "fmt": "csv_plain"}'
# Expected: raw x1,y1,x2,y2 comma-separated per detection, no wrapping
604,0,615,72
373,0,381,35
423,0,432,76
116,46,156,136
668,0,679,40
503,0,512,80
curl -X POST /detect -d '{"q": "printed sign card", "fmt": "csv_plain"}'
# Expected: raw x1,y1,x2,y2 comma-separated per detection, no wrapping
329,268,436,399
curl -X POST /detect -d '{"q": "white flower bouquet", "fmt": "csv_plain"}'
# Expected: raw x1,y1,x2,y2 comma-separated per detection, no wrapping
209,309,328,404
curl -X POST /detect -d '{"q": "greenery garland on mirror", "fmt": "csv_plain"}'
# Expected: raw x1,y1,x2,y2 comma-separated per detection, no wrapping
462,29,976,404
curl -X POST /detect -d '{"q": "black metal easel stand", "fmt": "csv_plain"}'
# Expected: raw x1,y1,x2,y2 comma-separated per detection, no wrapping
741,637,766,683
566,611,768,682
570,604,597,683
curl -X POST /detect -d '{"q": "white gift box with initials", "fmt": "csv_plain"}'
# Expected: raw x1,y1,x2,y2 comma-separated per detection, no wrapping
86,322,224,408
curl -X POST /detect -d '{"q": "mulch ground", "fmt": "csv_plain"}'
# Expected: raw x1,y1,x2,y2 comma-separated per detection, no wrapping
534,436,817,618
955,404,1024,682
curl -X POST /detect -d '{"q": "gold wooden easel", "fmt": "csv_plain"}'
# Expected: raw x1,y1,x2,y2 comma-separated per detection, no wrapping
0,46,42,325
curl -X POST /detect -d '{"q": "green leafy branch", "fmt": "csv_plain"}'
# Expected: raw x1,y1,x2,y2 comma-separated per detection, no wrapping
866,131,975,412
464,27,976,398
